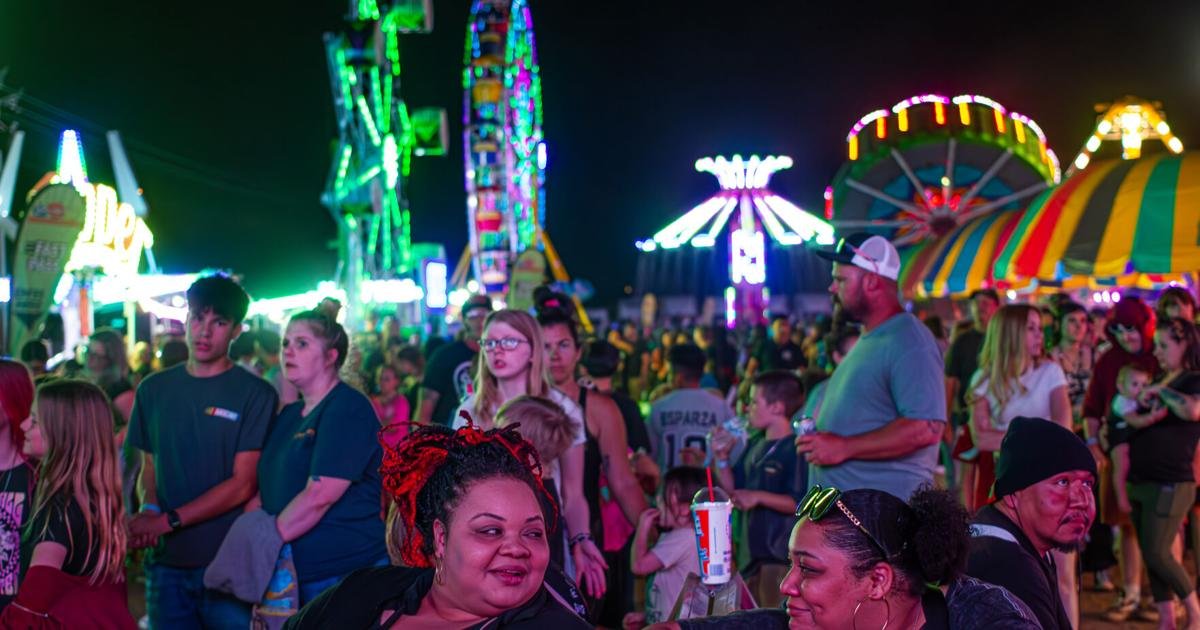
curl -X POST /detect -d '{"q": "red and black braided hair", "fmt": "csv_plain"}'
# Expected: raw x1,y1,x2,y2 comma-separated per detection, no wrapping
380,413,559,567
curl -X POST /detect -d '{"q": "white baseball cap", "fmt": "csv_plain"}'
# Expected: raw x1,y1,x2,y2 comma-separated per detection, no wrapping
815,233,901,281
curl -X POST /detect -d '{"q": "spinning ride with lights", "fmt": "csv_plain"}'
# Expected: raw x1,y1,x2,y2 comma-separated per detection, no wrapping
322,0,447,324
827,94,1061,248
1068,96,1185,175
462,0,546,295
636,155,834,326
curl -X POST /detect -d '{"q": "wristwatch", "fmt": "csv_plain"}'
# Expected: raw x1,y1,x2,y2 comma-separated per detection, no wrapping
166,510,183,530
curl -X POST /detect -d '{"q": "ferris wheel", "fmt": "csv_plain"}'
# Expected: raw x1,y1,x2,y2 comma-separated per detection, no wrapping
463,0,546,295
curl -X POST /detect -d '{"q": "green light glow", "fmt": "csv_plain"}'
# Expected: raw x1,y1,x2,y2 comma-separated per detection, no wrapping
356,95,382,146
382,134,399,189
358,0,380,21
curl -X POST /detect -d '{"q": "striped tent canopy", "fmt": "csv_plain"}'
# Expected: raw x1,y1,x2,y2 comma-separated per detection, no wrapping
899,211,1024,299
995,153,1200,282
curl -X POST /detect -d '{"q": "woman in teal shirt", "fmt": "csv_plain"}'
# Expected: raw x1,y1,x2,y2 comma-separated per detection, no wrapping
253,310,386,604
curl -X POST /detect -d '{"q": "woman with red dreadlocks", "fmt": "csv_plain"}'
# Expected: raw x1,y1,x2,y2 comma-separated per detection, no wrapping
452,310,608,601
284,423,591,628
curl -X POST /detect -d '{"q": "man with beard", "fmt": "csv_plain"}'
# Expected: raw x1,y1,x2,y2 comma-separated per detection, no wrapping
967,417,1097,630
797,233,945,499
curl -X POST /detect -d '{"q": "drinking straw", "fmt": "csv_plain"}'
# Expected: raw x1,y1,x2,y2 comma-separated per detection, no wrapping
706,467,715,502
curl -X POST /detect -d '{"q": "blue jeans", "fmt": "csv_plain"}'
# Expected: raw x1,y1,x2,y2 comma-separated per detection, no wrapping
297,556,390,606
145,563,251,630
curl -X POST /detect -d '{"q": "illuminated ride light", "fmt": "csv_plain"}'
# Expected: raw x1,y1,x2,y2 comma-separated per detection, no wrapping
831,93,1061,248
464,0,545,294
1067,96,1185,177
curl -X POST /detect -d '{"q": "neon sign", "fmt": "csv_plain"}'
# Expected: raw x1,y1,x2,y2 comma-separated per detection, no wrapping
64,182,153,278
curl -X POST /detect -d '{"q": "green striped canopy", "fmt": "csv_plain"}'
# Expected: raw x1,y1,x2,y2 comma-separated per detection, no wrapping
995,153,1200,281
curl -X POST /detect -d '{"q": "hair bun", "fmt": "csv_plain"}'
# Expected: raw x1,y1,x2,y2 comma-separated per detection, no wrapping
906,488,970,586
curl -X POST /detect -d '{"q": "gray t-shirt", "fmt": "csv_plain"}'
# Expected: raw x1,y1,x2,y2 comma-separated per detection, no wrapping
811,312,946,499
127,364,277,568
647,388,734,471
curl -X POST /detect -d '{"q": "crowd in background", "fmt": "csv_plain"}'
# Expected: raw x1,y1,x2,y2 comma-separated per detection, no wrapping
0,237,1197,628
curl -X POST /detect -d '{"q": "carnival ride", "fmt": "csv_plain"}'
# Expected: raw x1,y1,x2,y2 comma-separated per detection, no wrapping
825,93,1067,299
827,94,1061,249
635,155,835,326
461,0,546,296
321,0,448,327
1069,96,1185,175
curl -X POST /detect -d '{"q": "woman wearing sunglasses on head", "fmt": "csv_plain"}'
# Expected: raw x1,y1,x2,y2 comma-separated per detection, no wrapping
649,486,1039,630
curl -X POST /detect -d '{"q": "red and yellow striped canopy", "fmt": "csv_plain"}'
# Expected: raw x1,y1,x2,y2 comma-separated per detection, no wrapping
995,152,1200,281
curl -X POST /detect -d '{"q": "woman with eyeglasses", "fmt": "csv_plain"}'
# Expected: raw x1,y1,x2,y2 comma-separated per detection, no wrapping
1081,297,1159,623
648,486,1038,630
452,309,609,601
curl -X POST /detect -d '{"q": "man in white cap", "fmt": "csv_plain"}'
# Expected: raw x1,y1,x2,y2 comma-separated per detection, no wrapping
797,233,946,499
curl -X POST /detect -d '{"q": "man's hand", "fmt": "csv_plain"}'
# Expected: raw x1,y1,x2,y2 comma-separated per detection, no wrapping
708,426,735,461
128,511,170,548
678,447,706,467
731,489,761,510
796,432,851,467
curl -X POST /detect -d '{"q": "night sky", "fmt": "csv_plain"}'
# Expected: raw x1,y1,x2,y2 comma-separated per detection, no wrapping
2,0,1198,306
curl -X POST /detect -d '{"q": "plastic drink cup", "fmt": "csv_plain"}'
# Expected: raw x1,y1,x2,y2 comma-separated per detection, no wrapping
793,416,816,436
691,489,733,585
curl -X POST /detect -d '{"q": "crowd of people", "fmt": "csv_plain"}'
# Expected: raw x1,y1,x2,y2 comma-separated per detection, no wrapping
0,233,1197,629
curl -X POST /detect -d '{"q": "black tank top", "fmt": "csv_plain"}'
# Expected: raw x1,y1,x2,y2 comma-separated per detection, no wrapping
580,388,605,544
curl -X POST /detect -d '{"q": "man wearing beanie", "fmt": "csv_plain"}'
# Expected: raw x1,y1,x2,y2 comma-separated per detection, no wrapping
965,417,1097,630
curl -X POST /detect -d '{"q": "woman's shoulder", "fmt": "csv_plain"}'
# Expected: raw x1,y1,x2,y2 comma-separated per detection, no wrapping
1031,359,1067,382
548,388,584,419
498,585,591,629
285,566,430,629
1174,371,1200,394
946,575,1040,628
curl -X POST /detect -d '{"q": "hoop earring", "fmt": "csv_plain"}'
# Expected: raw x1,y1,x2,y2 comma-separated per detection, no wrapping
434,556,446,586
852,598,892,630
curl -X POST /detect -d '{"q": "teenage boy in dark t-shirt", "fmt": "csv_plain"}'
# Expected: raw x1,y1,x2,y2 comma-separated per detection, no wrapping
414,294,490,426
711,370,807,608
127,275,277,628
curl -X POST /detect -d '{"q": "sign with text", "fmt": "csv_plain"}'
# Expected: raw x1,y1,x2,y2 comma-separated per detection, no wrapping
11,185,86,354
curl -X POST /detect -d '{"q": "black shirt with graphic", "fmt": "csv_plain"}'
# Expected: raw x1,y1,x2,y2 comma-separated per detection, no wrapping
420,340,477,427
0,463,32,609
127,364,276,568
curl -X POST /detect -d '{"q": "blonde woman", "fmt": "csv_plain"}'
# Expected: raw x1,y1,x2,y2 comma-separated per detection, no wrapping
968,304,1074,626
6,380,134,627
452,309,608,600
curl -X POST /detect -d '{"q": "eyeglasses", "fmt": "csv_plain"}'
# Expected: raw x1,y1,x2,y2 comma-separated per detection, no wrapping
1110,323,1138,335
482,337,528,352
796,485,891,558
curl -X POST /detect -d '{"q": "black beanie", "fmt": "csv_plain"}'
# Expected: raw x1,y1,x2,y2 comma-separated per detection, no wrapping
993,417,1097,498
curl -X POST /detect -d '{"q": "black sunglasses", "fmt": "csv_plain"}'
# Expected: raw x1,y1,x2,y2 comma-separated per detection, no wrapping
796,485,891,558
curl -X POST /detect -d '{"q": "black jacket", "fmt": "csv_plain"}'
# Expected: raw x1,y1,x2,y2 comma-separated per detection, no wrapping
283,566,591,629
967,504,1069,630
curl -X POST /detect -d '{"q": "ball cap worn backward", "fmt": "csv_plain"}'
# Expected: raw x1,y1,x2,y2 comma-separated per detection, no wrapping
814,233,902,282
463,294,494,316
